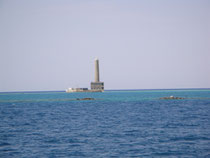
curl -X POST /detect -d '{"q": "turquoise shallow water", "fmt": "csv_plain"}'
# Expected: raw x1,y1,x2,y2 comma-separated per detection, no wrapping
0,89,210,157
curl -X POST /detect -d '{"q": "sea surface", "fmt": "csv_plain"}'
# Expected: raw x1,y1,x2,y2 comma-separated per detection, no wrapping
0,89,210,157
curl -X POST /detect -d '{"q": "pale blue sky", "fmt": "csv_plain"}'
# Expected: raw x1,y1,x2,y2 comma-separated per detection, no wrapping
0,0,210,92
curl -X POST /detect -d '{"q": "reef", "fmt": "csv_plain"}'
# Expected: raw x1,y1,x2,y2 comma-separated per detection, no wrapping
76,98,95,100
160,96,185,100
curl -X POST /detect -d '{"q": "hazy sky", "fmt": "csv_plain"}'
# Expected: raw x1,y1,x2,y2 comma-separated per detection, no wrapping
0,0,210,92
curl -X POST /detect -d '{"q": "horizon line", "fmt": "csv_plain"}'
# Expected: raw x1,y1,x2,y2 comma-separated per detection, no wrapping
0,88,210,93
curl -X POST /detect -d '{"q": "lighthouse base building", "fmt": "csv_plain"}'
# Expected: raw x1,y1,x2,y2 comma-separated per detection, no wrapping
91,82,104,90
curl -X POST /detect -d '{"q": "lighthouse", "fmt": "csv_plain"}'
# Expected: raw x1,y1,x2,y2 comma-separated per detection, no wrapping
91,58,104,91
66,58,104,92
95,58,100,82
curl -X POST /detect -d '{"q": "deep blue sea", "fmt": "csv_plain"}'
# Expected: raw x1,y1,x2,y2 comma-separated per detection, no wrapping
0,89,210,157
